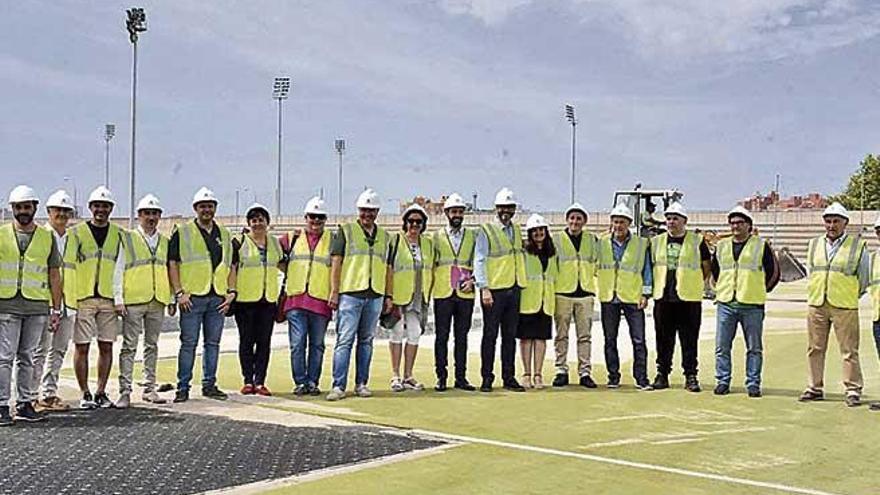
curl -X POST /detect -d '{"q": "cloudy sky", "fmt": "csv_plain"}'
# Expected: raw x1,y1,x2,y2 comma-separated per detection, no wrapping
2,0,879,215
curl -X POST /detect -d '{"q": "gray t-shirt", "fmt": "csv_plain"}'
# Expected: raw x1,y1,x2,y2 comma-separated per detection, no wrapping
0,229,61,316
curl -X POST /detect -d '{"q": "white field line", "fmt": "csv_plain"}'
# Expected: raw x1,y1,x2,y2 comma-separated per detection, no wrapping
577,425,774,449
201,442,460,495
409,428,840,495
651,438,705,445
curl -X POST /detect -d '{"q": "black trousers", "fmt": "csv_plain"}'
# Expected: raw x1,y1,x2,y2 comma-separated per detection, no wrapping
653,300,702,376
480,287,520,384
434,296,475,383
233,301,276,385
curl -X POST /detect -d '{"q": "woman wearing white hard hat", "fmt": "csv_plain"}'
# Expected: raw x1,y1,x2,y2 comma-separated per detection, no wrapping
516,213,557,389
384,203,433,392
228,203,285,396
282,197,333,397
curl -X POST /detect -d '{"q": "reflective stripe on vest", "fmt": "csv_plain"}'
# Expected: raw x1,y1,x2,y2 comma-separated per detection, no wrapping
651,231,704,302
391,233,434,306
286,230,332,301
520,252,556,315
177,221,232,296
481,223,527,290
432,227,475,300
596,234,647,304
237,234,282,303
67,222,121,301
48,226,77,310
553,230,597,294
122,229,171,305
714,236,766,305
0,224,52,302
339,223,388,294
806,234,864,309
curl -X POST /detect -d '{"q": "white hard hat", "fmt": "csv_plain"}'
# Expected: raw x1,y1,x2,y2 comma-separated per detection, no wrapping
822,202,849,221
610,202,633,221
443,193,467,210
136,194,163,213
494,187,517,207
46,189,74,210
356,188,380,209
303,196,327,216
8,185,39,205
564,202,588,218
525,213,549,231
402,203,428,220
728,205,754,224
245,202,270,219
664,201,688,220
87,186,115,206
192,186,218,206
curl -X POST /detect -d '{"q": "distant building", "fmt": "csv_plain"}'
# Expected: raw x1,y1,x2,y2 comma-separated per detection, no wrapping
738,190,827,211
400,195,476,215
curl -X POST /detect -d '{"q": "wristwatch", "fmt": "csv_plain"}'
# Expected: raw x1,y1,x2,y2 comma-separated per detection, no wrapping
50,308,62,317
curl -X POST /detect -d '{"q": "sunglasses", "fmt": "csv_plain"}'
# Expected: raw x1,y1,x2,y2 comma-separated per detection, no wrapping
307,214,327,221
406,218,424,225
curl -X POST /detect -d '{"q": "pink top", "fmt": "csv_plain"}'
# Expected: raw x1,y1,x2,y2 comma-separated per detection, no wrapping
281,230,333,320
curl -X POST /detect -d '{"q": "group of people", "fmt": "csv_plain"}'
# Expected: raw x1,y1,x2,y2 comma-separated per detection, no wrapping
0,182,878,426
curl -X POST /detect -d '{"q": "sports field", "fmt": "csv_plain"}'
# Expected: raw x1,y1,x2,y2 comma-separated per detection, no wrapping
130,281,880,495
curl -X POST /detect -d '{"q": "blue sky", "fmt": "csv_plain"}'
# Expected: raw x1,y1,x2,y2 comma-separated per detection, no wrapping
2,0,879,215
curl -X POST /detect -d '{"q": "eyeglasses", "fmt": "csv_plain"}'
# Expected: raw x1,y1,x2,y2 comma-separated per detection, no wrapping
406,218,424,225
306,214,326,221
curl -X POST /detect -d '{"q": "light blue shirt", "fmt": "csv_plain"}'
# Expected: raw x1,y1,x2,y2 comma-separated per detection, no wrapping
822,233,870,295
474,220,515,289
610,232,653,299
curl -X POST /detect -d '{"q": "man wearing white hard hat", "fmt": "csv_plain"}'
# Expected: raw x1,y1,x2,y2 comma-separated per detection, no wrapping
326,188,392,401
66,185,123,409
31,190,77,412
595,202,653,390
168,187,234,403
282,196,333,396
870,214,880,411
711,206,778,398
385,203,433,392
228,203,284,397
552,202,598,389
431,193,477,391
649,202,711,393
111,194,174,407
799,202,869,407
473,187,527,392
0,186,63,425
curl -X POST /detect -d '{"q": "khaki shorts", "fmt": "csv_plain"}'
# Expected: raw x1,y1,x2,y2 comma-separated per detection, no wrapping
74,298,120,344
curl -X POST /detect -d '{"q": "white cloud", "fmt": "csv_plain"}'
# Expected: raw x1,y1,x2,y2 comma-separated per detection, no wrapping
437,0,533,25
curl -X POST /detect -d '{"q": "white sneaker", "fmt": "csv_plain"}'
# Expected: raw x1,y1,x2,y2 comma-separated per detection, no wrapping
79,392,97,410
402,378,424,391
326,387,346,401
142,390,167,404
355,384,373,398
115,393,131,409
390,377,405,392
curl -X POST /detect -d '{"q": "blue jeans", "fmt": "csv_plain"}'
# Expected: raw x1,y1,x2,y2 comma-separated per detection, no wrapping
873,320,880,361
287,309,329,387
715,303,765,389
331,295,382,391
177,294,225,392
600,302,648,384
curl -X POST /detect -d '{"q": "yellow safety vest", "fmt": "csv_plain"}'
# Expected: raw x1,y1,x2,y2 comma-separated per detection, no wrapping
391,233,434,306
432,228,475,300
339,222,388,295
65,222,121,301
121,229,172,305
176,221,232,296
520,252,556,315
807,234,865,309
553,230,597,295
481,223,527,290
286,230,332,301
714,236,767,305
236,234,283,303
0,224,52,302
596,233,648,304
870,250,880,321
651,231,704,302
49,226,78,310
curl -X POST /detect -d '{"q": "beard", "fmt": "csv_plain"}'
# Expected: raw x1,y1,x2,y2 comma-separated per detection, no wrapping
448,216,463,228
14,212,34,225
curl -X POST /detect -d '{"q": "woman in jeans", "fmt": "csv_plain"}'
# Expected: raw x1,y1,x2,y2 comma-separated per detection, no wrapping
517,214,557,389
229,203,285,396
387,204,433,392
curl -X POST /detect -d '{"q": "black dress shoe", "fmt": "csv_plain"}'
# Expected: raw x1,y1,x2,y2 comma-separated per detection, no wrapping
173,390,189,403
578,375,598,389
713,384,729,396
479,380,493,392
747,387,762,398
434,380,448,392
503,380,526,392
552,373,569,387
454,381,476,391
202,386,228,400
684,375,701,393
652,373,669,390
